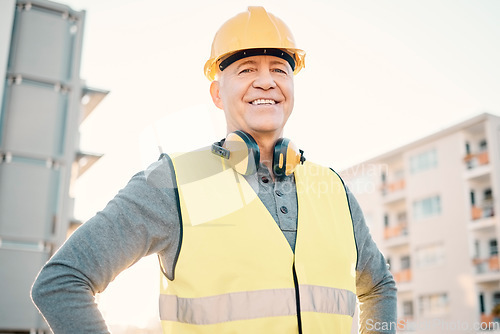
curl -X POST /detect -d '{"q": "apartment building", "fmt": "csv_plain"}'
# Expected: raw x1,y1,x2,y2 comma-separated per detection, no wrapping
341,113,500,333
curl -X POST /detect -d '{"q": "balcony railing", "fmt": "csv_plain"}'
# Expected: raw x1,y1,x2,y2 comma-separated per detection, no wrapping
473,255,500,274
471,201,495,221
393,268,412,283
479,313,500,329
464,151,489,169
480,313,493,324
397,317,413,330
384,222,408,239
381,179,406,196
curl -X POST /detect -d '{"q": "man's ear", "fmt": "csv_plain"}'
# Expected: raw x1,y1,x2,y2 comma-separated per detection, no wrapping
210,80,224,110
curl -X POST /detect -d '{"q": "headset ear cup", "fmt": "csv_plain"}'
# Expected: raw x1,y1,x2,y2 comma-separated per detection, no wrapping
224,130,260,175
273,138,301,178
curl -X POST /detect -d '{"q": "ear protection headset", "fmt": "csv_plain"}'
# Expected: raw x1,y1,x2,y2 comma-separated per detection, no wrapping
211,130,305,178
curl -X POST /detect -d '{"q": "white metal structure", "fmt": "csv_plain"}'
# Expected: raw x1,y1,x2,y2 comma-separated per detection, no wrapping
0,1,107,332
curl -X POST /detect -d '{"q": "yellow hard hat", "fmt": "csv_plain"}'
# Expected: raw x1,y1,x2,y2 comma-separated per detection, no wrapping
204,6,306,81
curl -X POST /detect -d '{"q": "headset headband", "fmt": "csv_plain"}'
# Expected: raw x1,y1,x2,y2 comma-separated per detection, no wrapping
212,131,305,178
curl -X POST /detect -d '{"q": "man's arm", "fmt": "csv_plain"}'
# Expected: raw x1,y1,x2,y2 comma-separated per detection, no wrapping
31,159,181,333
346,187,398,334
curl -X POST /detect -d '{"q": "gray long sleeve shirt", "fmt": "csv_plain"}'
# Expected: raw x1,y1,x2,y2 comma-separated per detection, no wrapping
31,156,397,333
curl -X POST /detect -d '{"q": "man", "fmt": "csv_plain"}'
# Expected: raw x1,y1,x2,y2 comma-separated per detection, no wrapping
32,6,396,333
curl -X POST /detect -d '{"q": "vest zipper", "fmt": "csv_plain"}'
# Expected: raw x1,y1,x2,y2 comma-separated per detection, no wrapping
292,263,303,334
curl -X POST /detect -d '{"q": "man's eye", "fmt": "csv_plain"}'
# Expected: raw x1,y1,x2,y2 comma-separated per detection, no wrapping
273,68,287,74
239,68,252,74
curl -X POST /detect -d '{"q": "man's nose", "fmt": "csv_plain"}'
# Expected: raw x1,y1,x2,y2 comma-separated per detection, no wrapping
252,69,277,90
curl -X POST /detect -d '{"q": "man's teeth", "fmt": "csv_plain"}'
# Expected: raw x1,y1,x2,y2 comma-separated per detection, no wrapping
251,99,276,105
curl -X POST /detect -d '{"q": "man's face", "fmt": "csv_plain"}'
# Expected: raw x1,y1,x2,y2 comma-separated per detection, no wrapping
210,55,294,139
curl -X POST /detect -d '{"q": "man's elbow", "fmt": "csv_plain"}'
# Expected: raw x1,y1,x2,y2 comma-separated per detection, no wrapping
31,271,49,311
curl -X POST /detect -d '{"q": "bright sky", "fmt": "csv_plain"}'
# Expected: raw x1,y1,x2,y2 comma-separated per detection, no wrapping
58,0,500,330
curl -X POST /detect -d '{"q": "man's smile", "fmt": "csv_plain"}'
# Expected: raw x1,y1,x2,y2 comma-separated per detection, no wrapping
250,99,278,105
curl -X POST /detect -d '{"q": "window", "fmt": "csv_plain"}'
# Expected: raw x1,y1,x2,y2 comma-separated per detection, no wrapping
413,195,441,220
419,293,449,317
410,149,438,174
484,189,493,200
484,189,494,217
493,292,500,306
479,139,488,152
384,214,389,227
474,240,480,258
479,294,485,313
416,243,445,268
381,171,386,183
397,212,408,235
470,191,476,205
401,255,411,270
493,291,500,307
403,300,414,317
490,239,498,256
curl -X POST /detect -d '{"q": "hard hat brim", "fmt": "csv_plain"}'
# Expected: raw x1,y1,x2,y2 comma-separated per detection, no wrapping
204,47,305,81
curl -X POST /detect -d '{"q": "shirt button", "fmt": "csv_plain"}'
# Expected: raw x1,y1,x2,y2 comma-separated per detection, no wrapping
280,206,288,214
275,190,283,197
261,176,269,183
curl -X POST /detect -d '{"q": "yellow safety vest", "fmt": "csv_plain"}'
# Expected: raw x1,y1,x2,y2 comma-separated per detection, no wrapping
159,148,357,333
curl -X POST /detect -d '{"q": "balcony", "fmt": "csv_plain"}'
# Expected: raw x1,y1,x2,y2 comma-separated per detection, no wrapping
481,313,494,324
468,215,496,232
479,313,500,330
381,179,405,195
473,256,500,283
381,179,406,204
384,223,409,248
392,269,412,292
384,222,408,239
471,201,495,221
393,268,412,283
464,152,492,181
464,151,489,169
397,317,414,331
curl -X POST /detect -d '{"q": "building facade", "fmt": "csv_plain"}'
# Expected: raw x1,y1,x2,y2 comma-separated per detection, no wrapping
0,1,107,332
342,113,500,333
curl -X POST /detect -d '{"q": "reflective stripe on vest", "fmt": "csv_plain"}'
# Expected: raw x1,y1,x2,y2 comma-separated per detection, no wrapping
159,286,356,325
159,149,357,333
